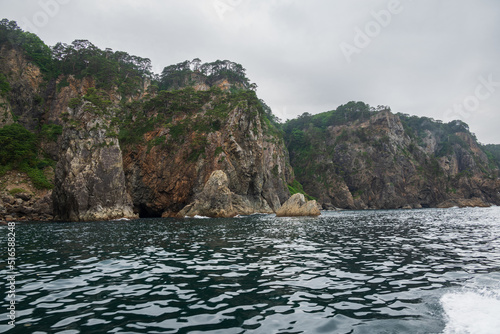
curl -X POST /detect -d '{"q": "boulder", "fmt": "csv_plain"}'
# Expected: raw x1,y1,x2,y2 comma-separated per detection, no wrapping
178,170,276,218
32,191,54,216
178,170,237,218
15,192,32,201
275,193,321,217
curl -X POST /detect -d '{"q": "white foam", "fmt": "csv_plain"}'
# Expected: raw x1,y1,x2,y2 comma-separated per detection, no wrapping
441,288,500,334
192,215,210,219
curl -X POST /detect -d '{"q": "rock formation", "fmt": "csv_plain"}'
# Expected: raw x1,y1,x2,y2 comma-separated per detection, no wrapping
177,170,236,218
285,104,500,210
275,193,321,217
177,170,271,218
1,23,499,221
52,99,136,221
121,88,292,218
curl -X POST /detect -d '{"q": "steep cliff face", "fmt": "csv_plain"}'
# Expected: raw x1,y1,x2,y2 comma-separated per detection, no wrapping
0,29,292,221
52,96,136,221
0,45,45,130
1,22,498,220
286,105,500,209
120,88,292,217
0,42,139,221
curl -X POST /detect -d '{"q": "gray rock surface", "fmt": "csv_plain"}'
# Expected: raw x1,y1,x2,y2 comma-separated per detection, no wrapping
178,170,274,218
52,101,136,221
275,193,321,217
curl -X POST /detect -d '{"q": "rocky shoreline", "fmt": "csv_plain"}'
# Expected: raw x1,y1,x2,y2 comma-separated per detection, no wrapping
0,26,499,222
1,181,495,222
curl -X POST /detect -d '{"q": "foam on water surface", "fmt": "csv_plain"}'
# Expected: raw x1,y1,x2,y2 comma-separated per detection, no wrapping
441,288,500,334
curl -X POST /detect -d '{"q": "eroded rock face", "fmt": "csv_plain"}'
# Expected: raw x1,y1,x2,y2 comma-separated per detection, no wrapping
52,102,136,221
177,170,275,218
275,193,321,217
178,170,236,218
123,92,292,217
289,110,500,210
0,45,44,130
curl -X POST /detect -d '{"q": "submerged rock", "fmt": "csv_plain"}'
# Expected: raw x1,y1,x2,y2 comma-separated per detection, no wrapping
275,193,321,217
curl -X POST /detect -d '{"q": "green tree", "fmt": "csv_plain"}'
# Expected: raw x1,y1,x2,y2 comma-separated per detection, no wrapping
0,73,10,95
0,19,54,76
0,123,37,167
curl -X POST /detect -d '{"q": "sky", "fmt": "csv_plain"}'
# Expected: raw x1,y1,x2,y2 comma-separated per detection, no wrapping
1,0,499,144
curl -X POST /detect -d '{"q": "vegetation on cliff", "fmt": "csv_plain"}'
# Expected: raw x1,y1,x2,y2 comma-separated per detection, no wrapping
0,123,54,189
0,19,52,75
159,58,255,91
0,18,499,220
283,102,500,209
1,19,153,93
482,144,500,169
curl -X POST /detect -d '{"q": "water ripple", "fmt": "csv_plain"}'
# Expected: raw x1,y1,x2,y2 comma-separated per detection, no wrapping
1,207,499,333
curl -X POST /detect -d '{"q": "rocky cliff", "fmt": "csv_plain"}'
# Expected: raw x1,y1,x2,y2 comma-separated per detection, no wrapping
284,103,500,209
120,87,292,217
52,94,136,221
0,21,293,220
0,44,44,130
1,21,499,221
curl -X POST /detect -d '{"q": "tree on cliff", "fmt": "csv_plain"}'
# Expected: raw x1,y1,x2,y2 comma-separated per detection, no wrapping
52,39,153,95
0,123,53,189
0,19,53,75
159,58,251,91
1,19,154,96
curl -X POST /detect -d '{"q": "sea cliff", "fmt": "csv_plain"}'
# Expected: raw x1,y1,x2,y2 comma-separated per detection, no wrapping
284,103,500,209
0,20,499,221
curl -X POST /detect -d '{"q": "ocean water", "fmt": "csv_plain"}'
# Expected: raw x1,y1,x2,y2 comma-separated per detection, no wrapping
1,207,500,333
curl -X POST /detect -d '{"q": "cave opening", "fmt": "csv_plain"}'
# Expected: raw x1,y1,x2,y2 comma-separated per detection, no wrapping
138,204,162,218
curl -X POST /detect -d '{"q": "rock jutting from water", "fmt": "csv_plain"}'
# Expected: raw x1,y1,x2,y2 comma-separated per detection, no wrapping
177,170,276,218
52,99,137,222
275,193,321,217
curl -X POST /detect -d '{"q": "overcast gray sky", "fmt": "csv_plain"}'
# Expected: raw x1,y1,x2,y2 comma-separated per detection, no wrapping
2,0,499,143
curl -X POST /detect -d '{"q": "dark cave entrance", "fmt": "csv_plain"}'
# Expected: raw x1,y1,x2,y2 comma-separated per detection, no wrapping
137,204,162,218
